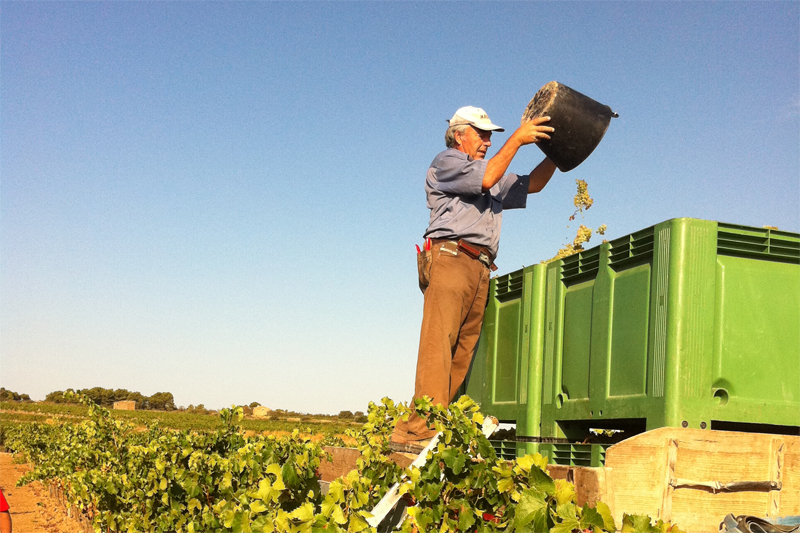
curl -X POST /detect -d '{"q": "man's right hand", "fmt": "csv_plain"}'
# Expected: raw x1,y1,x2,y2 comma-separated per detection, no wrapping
511,116,554,146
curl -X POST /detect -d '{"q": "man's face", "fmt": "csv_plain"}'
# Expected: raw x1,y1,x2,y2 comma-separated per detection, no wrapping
456,126,492,160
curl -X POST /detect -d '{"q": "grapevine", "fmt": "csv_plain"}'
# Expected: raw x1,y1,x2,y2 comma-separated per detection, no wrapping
6,393,682,532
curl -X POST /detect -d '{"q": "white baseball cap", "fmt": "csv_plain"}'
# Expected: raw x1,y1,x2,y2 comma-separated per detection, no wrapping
447,106,505,132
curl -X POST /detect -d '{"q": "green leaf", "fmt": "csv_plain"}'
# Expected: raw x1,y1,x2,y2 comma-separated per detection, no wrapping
457,506,475,531
655,519,686,533
347,512,371,533
477,438,496,460
441,448,467,475
249,500,267,514
528,463,555,496
554,478,576,506
513,488,548,529
321,499,336,518
497,475,515,493
331,505,346,525
580,504,606,529
255,478,273,502
327,479,344,503
282,461,301,489
291,502,315,523
515,454,535,473
594,501,617,532
622,514,657,533
552,502,580,533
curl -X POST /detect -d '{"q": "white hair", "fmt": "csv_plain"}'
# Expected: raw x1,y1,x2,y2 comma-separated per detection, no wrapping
445,124,470,148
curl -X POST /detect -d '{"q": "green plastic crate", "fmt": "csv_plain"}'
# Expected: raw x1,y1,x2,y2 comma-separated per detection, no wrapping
539,218,800,451
489,439,518,461
464,217,800,464
463,263,549,453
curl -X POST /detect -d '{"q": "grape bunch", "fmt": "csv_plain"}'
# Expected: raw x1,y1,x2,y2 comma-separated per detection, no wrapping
542,180,608,263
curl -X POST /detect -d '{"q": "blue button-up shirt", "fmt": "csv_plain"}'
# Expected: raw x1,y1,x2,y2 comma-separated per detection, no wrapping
424,148,530,258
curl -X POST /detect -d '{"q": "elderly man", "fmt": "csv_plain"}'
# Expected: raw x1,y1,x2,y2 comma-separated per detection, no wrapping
391,106,556,452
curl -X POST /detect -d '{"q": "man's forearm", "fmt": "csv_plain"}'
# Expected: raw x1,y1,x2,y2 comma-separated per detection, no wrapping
482,117,554,191
482,137,523,191
528,158,557,193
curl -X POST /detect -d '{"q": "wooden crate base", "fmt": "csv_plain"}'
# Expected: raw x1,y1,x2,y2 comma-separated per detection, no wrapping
321,429,799,532
550,428,799,532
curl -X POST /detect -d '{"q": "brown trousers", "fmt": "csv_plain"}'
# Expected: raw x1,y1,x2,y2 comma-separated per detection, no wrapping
393,241,491,442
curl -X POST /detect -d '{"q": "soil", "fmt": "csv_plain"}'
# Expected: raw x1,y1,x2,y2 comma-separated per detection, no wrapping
0,453,84,533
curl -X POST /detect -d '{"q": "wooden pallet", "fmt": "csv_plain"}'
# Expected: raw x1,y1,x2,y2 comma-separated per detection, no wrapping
548,428,799,532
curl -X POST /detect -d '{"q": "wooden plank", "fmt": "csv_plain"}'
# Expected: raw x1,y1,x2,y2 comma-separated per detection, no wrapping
768,436,784,517
602,428,800,533
659,438,677,522
546,465,606,508
573,467,606,508
319,447,361,482
319,447,416,483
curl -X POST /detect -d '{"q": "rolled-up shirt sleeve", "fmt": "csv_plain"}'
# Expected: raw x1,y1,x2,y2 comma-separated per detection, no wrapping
427,150,486,197
492,173,530,210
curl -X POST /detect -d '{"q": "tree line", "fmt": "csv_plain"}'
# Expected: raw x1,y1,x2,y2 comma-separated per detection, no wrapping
2,386,368,420
0,387,31,401
45,387,176,411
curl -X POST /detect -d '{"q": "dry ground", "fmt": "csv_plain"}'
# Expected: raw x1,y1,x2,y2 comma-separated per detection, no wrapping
0,452,83,533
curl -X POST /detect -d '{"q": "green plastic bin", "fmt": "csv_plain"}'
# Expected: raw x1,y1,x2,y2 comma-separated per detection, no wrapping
463,263,549,456
538,218,800,464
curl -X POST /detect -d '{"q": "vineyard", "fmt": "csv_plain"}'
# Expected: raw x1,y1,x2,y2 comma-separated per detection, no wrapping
4,393,681,533
0,400,358,436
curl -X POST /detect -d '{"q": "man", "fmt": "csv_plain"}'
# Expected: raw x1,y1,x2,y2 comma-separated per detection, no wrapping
391,106,556,452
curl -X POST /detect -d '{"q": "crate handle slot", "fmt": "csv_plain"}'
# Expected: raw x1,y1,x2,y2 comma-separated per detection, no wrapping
669,478,781,493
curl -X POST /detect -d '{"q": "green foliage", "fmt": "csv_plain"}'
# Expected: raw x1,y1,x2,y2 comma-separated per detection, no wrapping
44,387,176,410
393,396,613,533
0,387,31,401
6,393,683,533
0,401,355,435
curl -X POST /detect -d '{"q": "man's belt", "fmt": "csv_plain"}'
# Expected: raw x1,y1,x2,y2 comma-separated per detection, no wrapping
431,239,498,271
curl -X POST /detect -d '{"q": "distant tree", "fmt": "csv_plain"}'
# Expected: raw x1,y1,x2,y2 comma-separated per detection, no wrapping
45,391,69,403
249,401,260,408
126,391,146,410
44,387,176,410
148,392,176,411
0,388,31,401
186,404,209,415
241,405,253,416
338,410,354,419
354,411,367,423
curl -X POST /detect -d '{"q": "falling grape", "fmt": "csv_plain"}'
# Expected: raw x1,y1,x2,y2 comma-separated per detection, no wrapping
542,180,608,263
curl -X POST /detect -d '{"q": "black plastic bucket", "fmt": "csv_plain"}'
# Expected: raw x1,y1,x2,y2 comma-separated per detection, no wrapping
522,81,618,172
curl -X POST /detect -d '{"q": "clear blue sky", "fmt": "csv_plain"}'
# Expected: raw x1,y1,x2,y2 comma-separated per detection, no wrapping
2,1,798,414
